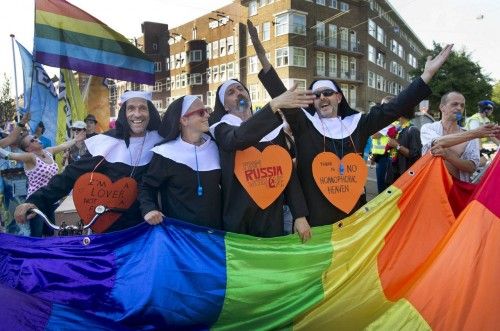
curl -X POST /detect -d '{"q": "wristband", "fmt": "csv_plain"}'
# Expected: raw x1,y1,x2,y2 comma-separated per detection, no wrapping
0,148,12,160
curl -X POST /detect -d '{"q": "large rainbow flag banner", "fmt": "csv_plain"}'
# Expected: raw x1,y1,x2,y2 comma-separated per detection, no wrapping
34,0,154,84
0,154,498,330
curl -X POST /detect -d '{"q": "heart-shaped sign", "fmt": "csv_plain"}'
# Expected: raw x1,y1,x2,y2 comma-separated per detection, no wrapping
73,173,137,233
234,145,292,209
312,152,368,214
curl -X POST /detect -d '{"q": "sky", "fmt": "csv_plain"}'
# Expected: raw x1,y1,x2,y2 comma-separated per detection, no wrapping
1,0,499,98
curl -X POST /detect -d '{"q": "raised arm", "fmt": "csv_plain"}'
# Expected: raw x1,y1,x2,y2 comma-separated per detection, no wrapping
247,19,271,74
47,129,86,155
431,124,500,149
0,113,30,148
420,44,453,84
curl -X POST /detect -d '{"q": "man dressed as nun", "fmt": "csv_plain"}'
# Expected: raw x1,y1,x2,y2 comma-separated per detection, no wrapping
209,79,314,242
15,91,162,233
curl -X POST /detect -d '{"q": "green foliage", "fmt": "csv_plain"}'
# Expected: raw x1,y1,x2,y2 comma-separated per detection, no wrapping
0,74,17,126
491,81,500,123
410,42,493,118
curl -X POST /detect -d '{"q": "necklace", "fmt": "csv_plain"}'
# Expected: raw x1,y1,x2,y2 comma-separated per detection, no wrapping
128,132,147,177
319,116,357,175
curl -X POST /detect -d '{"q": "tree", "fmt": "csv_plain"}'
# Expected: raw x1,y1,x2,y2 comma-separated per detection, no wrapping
0,74,17,126
491,80,500,124
410,42,492,118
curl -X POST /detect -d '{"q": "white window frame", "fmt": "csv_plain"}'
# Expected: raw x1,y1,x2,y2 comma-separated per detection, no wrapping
262,22,271,41
316,51,325,76
189,50,202,62
328,53,337,78
316,21,325,46
328,24,337,48
249,0,258,16
227,36,235,54
154,61,162,72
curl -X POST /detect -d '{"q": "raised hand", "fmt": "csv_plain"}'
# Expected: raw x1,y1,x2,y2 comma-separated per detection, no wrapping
247,19,271,72
269,83,316,112
421,44,453,83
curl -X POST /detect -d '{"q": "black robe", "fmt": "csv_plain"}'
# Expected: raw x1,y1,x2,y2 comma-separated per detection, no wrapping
139,136,222,230
26,131,163,232
211,104,308,237
258,68,431,226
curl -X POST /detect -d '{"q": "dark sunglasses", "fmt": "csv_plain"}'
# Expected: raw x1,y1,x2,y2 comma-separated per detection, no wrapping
72,128,86,132
183,108,209,117
314,89,338,98
29,138,38,143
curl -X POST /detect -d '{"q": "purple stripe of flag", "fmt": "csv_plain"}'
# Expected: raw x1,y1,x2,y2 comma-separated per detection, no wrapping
36,51,154,84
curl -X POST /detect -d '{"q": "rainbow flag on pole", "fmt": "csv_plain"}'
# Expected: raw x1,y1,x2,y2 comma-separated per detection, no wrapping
34,0,154,84
0,154,498,330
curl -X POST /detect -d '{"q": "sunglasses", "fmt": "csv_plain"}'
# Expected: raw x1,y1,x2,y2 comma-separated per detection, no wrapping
29,138,38,143
314,89,338,98
72,128,86,132
183,108,209,117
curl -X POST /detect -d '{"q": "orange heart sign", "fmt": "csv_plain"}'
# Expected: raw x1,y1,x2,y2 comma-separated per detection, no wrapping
72,173,138,233
312,152,368,214
234,145,292,209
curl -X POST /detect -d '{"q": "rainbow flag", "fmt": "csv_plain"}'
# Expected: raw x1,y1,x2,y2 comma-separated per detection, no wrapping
0,154,498,330
34,0,154,84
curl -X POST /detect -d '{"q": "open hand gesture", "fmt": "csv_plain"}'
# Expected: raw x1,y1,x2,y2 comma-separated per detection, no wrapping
421,44,453,83
269,83,315,112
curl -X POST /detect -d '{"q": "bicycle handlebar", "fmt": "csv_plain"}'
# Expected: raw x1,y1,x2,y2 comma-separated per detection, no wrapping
28,205,127,234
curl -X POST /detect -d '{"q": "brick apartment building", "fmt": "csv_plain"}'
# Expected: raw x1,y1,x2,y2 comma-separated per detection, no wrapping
114,0,425,114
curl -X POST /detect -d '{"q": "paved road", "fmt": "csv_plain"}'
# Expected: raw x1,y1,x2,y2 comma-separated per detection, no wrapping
365,163,379,202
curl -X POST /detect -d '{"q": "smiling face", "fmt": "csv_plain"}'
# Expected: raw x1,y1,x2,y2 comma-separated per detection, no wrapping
21,135,42,152
312,87,343,118
125,97,150,137
180,98,210,134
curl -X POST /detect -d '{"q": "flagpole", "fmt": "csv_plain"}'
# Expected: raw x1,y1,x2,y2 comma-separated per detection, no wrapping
10,34,20,122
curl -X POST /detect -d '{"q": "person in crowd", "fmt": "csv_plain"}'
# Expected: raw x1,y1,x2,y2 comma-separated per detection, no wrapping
1,128,86,236
14,91,163,233
421,92,500,182
84,114,98,138
209,78,314,242
384,113,422,185
248,19,453,226
139,96,222,230
62,121,90,165
34,121,52,148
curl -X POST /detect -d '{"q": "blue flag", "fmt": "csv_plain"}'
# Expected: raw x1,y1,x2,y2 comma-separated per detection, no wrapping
16,41,58,146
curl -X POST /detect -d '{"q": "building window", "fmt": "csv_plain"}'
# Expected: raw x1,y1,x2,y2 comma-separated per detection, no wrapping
220,38,226,56
227,36,234,54
292,47,307,67
248,55,259,74
262,22,271,41
227,62,235,79
316,0,325,5
368,19,376,38
220,64,227,81
212,66,219,82
316,51,325,76
180,52,186,67
189,50,202,62
328,24,337,48
212,40,219,58
275,12,307,36
207,91,214,108
153,81,162,92
175,74,180,89
376,51,385,68
189,73,202,85
180,73,187,87
206,67,212,84
340,27,348,50
276,47,289,67
249,1,258,16
340,55,348,78
327,0,338,9
368,71,375,88
165,57,170,70
316,21,325,46
207,43,212,60
154,61,162,72
340,2,349,11
350,31,357,51
341,84,349,102
349,57,356,79
376,26,385,45
376,75,385,91
328,53,337,77
368,44,376,63
249,84,260,101
349,85,356,108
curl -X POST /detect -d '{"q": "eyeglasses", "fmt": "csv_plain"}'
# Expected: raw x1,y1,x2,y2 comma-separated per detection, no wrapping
183,108,209,117
314,89,338,98
72,128,86,132
30,138,38,143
